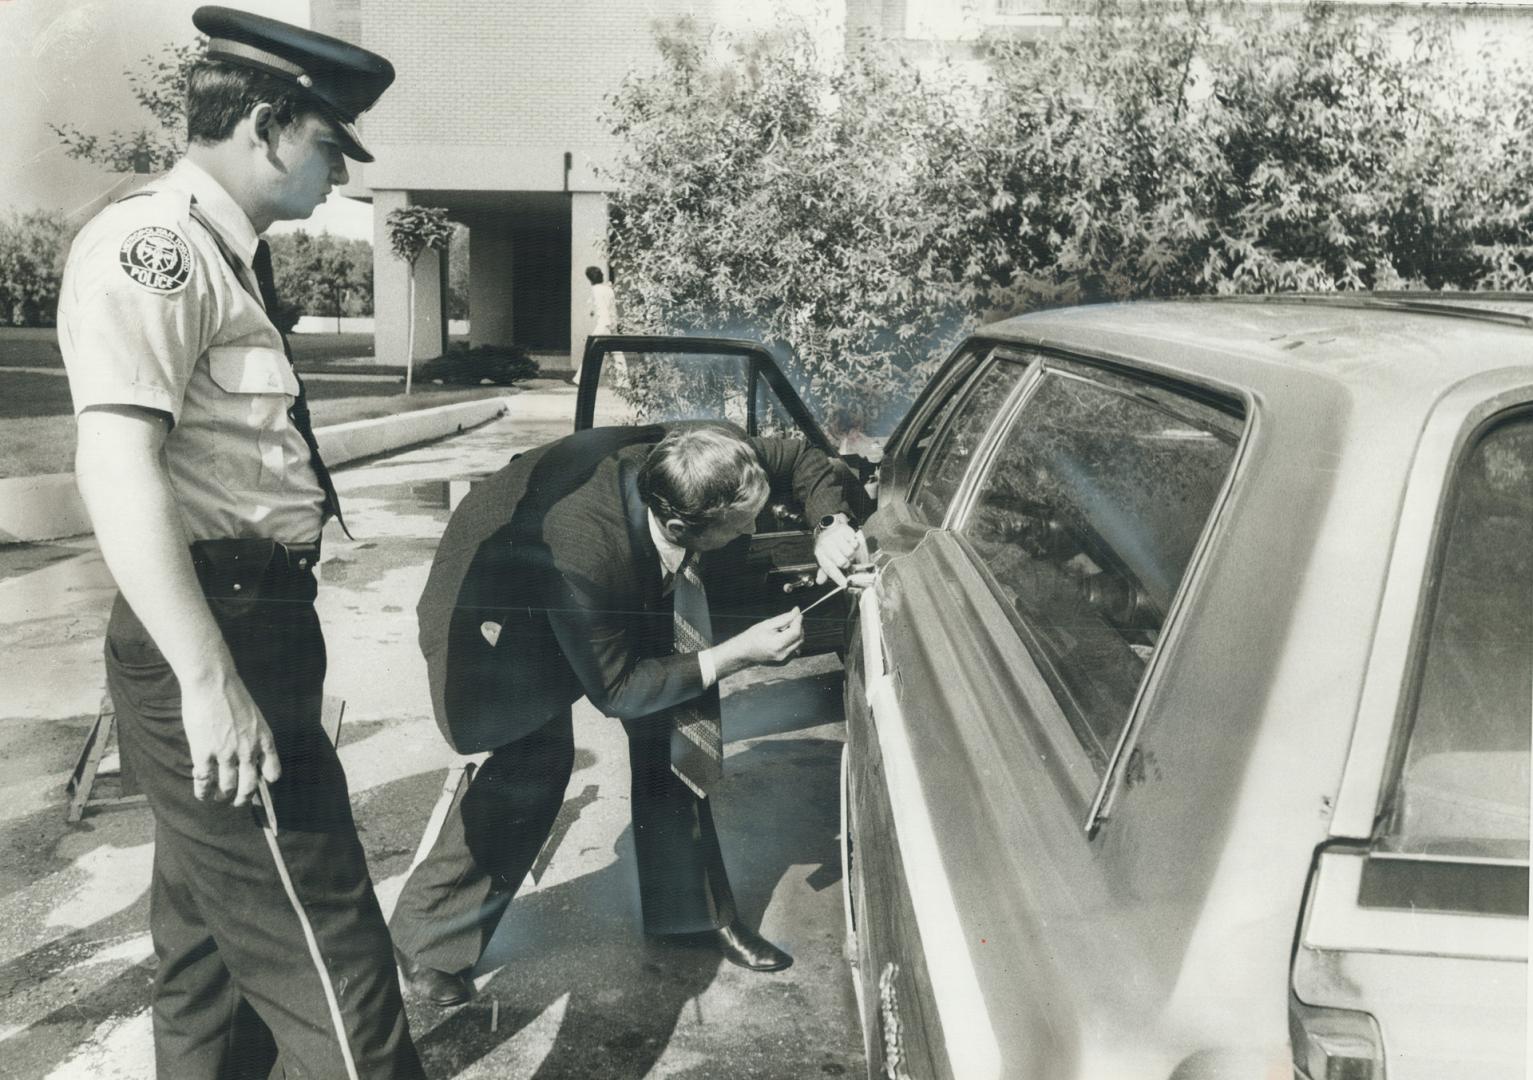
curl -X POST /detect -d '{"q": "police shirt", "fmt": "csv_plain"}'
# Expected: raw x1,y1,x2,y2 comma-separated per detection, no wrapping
58,159,325,544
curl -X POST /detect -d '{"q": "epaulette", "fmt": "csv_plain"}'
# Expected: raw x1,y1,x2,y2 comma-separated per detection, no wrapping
114,185,193,222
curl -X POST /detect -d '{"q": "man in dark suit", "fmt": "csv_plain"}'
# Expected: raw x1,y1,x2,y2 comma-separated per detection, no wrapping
390,422,861,1004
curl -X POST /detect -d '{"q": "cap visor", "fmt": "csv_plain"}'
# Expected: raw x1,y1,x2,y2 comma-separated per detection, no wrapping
333,118,374,163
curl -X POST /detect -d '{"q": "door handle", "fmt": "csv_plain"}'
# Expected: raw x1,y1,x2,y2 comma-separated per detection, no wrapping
780,570,818,594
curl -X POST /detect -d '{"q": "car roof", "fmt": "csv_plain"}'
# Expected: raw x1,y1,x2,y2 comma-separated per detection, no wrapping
982,294,1533,406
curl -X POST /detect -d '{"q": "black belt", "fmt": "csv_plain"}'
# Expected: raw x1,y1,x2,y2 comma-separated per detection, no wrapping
190,538,322,600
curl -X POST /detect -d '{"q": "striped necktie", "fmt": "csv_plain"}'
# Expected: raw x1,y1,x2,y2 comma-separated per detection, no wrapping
669,553,722,798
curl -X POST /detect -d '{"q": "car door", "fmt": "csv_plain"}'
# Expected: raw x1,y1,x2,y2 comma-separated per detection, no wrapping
575,335,873,653
844,342,1250,1078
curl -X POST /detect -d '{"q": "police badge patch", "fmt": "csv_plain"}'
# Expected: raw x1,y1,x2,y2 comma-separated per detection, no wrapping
119,226,192,294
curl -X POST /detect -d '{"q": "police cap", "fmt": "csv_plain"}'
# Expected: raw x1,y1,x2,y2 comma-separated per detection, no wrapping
192,6,394,162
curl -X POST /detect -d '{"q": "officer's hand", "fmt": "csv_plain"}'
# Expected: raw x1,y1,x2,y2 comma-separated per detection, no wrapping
733,608,804,666
814,522,861,587
181,675,282,807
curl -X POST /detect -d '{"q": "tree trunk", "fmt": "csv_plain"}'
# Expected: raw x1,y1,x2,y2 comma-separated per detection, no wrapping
404,264,415,395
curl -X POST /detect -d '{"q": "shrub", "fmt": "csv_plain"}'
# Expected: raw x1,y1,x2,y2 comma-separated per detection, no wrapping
0,210,73,326
416,344,539,386
603,4,1533,433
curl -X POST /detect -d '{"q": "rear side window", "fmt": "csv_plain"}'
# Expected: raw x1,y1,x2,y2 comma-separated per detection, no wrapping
959,365,1241,771
908,357,1031,523
1383,411,1532,862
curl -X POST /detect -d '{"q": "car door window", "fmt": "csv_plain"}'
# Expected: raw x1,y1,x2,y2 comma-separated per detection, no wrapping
1381,410,1532,862
590,351,792,434
588,350,747,428
958,366,1241,771
752,371,799,439
908,356,1032,524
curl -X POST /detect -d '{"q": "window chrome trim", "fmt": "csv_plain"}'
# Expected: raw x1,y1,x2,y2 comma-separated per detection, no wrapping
907,349,1037,524
906,351,998,513
940,358,1047,531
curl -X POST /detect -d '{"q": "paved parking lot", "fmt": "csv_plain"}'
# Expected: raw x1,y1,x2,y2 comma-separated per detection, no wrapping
0,385,864,1079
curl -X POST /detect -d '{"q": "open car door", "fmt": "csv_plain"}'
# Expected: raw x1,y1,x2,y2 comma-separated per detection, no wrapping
575,335,874,654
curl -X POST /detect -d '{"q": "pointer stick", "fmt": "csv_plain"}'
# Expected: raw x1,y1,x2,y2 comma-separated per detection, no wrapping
800,580,850,615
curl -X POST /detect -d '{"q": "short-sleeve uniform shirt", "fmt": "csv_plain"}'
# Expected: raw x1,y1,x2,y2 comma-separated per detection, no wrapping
58,159,325,543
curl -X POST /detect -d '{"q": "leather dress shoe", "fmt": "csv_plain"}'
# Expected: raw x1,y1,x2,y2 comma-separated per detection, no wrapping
394,947,471,1006
658,920,793,972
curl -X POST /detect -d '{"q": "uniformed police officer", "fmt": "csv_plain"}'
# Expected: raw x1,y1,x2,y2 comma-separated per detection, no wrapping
58,8,424,1078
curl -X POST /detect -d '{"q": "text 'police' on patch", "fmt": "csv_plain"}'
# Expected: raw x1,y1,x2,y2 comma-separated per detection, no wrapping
118,226,193,294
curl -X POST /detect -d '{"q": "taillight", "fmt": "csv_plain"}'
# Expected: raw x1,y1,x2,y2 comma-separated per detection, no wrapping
1288,993,1385,1080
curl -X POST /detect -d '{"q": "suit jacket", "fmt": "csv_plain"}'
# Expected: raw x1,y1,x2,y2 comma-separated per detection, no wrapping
418,423,853,753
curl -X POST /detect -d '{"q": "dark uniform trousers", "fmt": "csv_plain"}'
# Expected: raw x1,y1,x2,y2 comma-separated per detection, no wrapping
389,693,737,975
106,545,423,1080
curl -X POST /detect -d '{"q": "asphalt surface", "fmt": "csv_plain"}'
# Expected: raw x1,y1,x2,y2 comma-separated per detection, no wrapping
0,383,865,1079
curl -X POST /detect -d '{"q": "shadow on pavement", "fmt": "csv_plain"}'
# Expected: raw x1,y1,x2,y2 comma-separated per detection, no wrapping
405,735,848,1080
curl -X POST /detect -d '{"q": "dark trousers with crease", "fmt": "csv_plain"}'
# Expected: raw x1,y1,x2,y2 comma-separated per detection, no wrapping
105,565,423,1080
389,705,737,974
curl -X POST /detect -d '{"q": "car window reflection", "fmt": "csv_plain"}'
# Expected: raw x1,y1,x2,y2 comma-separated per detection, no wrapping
960,368,1242,772
1383,410,1533,864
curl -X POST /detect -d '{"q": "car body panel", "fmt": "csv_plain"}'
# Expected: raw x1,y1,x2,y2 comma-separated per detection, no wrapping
842,297,1532,1078
1296,852,1526,1080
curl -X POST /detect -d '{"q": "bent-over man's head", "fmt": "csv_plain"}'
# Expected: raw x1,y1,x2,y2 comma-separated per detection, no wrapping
638,427,770,552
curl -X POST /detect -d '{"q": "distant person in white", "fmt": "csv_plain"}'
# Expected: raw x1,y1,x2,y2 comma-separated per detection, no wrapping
577,264,624,387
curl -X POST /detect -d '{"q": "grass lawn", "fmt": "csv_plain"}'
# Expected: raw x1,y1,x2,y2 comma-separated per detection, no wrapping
0,369,468,421
1,384,517,478
0,327,377,369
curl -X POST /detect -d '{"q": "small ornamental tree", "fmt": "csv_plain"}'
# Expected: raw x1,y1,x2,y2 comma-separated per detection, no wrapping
386,206,454,393
52,39,206,173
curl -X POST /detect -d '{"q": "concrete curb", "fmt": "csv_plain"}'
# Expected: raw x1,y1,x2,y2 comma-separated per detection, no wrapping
0,396,512,544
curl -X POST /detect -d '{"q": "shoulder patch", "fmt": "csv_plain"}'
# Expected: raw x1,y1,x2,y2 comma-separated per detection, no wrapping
118,225,193,294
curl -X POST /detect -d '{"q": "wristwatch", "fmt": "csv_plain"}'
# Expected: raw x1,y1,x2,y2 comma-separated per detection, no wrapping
816,513,852,533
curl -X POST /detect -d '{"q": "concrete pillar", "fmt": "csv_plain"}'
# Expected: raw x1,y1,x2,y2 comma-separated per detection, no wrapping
372,188,446,366
469,217,515,348
569,192,609,377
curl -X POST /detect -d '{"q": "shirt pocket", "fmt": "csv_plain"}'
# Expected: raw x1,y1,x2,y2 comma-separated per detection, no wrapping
204,344,300,491
207,344,299,396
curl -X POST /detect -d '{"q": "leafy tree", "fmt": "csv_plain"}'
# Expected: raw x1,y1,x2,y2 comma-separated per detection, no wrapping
605,17,985,440
603,5,1533,433
52,39,205,173
307,243,363,332
267,231,374,331
0,211,74,326
974,1,1533,302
